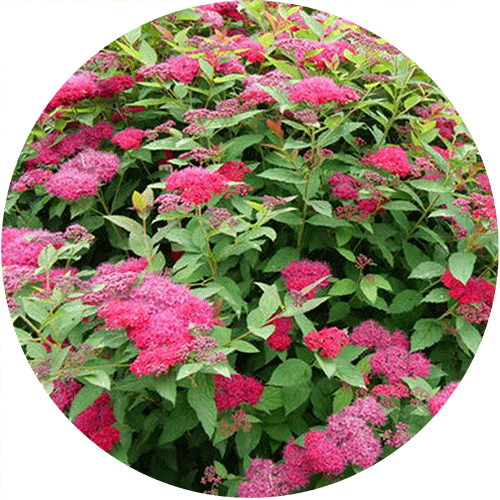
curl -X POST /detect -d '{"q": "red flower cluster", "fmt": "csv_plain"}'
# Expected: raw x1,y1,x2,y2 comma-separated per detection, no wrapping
164,166,229,205
213,374,264,411
304,327,348,358
73,393,120,452
281,259,331,300
266,316,293,351
361,146,413,178
441,270,495,324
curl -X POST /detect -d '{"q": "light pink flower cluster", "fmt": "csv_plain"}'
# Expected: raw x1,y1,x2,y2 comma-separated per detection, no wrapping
73,393,121,452
213,374,264,411
350,320,430,387
281,259,331,300
97,273,215,377
304,327,348,358
44,148,120,200
427,381,460,416
238,397,387,497
441,270,495,324
288,77,359,106
361,146,413,178
164,166,229,205
137,55,200,83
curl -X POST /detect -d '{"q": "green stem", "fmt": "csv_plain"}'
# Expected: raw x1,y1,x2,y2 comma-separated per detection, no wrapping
196,206,218,278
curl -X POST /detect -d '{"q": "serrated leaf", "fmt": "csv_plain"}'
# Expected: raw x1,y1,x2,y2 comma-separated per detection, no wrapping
258,168,306,184
333,386,353,413
187,375,217,438
283,384,311,415
411,319,443,351
253,386,283,412
456,317,482,354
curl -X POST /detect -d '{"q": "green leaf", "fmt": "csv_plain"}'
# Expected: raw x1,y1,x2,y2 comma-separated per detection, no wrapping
336,248,356,262
187,375,217,438
409,261,446,280
124,27,141,45
253,386,283,412
176,363,204,381
159,395,198,444
411,319,443,351
456,317,482,354
449,252,476,285
422,288,449,303
235,424,262,457
69,384,104,421
329,279,357,296
256,282,282,321
139,40,157,65
307,200,332,217
360,278,377,304
258,169,306,184
153,373,176,405
383,201,420,211
334,359,366,388
263,247,300,273
283,384,311,415
80,370,111,390
232,341,260,353
314,353,337,378
389,290,423,314
268,359,312,387
333,386,353,413
104,215,143,235
307,214,350,229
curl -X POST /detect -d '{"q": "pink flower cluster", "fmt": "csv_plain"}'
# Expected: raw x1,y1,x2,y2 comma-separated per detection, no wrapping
23,122,114,170
73,393,121,452
427,381,459,416
304,327,348,358
329,172,362,200
281,260,331,300
112,127,146,150
50,378,83,412
137,55,200,83
97,273,216,377
266,316,293,351
238,397,386,497
275,36,355,69
45,72,134,111
361,146,413,178
441,270,495,324
288,77,359,106
350,320,430,386
44,148,120,200
213,374,264,411
164,166,229,205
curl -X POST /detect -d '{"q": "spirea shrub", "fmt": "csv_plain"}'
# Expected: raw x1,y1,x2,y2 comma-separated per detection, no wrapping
2,1,497,496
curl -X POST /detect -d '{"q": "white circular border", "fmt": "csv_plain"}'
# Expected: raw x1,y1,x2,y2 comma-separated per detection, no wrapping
0,1,498,498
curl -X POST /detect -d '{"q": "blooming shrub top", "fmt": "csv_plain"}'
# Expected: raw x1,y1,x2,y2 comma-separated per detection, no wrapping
3,1,497,497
